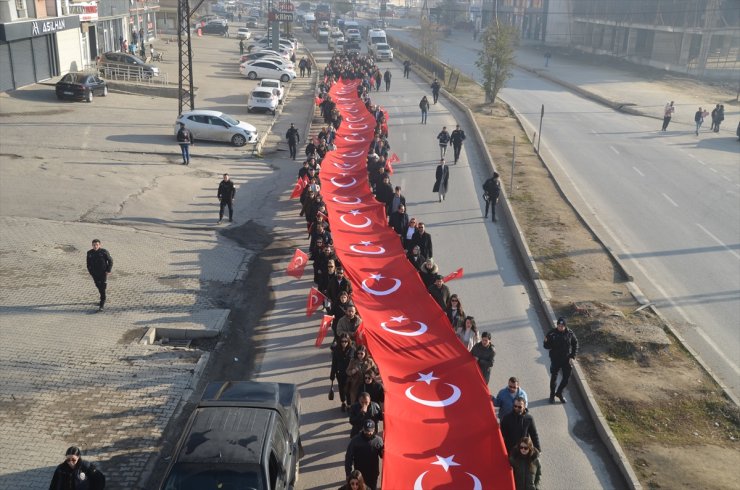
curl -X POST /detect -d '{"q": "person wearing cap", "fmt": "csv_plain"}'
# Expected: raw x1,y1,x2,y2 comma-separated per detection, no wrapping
450,124,467,164
345,419,384,490
348,391,384,437
471,331,496,384
49,446,106,490
544,316,579,403
482,171,501,222
427,274,451,310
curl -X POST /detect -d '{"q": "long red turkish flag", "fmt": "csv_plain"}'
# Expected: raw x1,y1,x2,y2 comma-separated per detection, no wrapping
321,80,514,489
286,248,309,279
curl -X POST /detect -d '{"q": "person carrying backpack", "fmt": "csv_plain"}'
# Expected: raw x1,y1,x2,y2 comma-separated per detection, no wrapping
176,122,192,165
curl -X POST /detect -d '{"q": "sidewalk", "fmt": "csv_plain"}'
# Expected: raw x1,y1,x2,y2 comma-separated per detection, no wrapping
446,29,739,134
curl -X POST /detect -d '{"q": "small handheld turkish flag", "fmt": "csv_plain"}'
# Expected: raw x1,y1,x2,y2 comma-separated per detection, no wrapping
286,249,309,279
388,152,400,164
385,159,394,175
315,96,322,106
443,267,464,283
290,176,307,199
315,314,334,347
317,210,329,221
306,287,327,317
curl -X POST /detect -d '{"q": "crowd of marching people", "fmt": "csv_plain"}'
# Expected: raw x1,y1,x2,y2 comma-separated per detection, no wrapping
288,50,579,490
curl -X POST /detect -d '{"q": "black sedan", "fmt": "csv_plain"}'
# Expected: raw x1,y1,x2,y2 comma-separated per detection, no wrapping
55,72,108,102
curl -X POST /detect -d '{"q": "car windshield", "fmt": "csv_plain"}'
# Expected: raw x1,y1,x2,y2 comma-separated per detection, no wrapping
61,73,81,83
162,464,264,490
262,82,278,88
252,91,273,98
377,44,389,49
220,114,239,125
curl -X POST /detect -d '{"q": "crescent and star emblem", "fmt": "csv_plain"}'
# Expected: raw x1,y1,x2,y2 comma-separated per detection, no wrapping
347,123,369,130
344,115,364,123
332,196,362,205
330,176,358,188
380,315,428,337
361,273,402,296
349,240,386,255
339,210,372,229
413,455,482,490
294,256,304,266
310,293,319,305
341,150,364,158
342,134,367,143
404,372,462,407
333,162,358,170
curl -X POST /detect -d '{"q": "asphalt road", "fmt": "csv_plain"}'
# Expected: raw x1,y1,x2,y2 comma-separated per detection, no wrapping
254,33,625,489
389,28,740,401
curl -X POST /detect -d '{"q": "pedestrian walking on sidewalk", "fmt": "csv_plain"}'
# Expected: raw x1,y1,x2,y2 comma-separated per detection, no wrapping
176,122,192,165
87,239,113,312
431,78,441,104
403,60,411,78
544,316,578,404
217,173,236,223
715,104,724,132
509,436,542,490
419,96,430,124
286,123,300,159
345,420,384,490
450,124,466,164
437,126,450,158
661,101,675,131
383,69,392,91
49,446,106,490
482,172,501,222
694,107,709,135
433,158,449,202
299,57,307,77
239,39,244,55
544,51,551,67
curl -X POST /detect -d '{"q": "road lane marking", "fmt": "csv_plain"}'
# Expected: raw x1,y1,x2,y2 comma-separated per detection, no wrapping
697,159,706,166
696,223,740,261
609,145,619,155
403,152,408,162
662,193,679,207
632,166,644,177
402,133,407,141
722,176,731,182
710,167,718,173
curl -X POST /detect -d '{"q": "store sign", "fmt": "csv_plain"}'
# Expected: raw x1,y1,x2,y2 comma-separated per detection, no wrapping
70,2,99,22
0,15,80,41
279,1,294,12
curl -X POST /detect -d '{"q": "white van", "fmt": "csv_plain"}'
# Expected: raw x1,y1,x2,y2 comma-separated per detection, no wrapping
367,28,387,50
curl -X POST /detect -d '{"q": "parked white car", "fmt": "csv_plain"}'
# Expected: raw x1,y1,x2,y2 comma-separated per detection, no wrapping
239,60,296,81
257,56,295,71
247,87,279,114
257,78,284,103
237,27,252,39
373,43,394,61
174,110,258,146
239,50,290,64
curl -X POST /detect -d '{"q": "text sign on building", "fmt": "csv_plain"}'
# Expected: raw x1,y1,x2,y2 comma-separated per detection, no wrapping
276,12,293,21
279,1,294,12
69,1,99,22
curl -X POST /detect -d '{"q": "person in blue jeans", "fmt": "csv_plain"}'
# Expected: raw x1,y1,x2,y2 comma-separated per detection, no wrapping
694,107,708,136
419,95,429,124
176,123,192,165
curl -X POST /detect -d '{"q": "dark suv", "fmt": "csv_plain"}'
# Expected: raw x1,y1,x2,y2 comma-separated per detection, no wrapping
97,51,159,78
201,19,229,35
160,381,303,490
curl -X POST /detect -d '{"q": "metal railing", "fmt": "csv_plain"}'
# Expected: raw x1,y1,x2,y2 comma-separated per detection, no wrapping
94,62,169,85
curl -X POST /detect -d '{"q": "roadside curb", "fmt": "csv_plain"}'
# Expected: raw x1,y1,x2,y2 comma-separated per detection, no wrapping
390,47,645,486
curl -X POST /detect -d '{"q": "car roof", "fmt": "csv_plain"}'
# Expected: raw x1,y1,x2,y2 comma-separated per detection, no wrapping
201,381,299,410
181,110,224,117
259,78,281,84
176,406,273,464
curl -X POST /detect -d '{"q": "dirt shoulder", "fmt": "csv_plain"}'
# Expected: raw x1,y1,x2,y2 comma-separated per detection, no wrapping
448,74,740,488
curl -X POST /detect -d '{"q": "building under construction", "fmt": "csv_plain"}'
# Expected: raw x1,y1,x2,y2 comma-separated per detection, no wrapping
480,0,739,80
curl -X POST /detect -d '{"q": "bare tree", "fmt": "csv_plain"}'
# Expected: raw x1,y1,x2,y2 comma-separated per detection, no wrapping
414,16,439,58
476,22,519,104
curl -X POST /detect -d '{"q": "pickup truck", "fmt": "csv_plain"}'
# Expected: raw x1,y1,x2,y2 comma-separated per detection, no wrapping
160,381,303,490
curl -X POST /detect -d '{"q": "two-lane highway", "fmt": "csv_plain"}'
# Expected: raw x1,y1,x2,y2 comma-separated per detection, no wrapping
391,28,740,400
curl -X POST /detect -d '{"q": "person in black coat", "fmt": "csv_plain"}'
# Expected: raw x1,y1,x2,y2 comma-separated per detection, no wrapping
470,331,496,384
388,204,409,236
544,316,579,403
286,123,300,159
373,174,394,209
412,223,433,258
217,173,236,223
331,334,356,412
433,159,450,202
49,446,105,490
86,239,113,312
345,420,384,490
500,397,541,454
482,171,501,222
348,391,383,437
356,372,385,407
450,124,466,164
327,267,353,305
406,245,426,271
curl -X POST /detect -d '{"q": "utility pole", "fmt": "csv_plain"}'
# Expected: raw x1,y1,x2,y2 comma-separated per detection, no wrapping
177,0,207,114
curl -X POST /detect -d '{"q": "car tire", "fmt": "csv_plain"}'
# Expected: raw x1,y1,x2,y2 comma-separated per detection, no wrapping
86,90,93,103
247,71,258,80
231,134,247,146
280,74,290,82
102,86,108,97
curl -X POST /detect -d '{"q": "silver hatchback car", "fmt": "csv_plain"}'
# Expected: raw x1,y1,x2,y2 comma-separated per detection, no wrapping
174,110,258,146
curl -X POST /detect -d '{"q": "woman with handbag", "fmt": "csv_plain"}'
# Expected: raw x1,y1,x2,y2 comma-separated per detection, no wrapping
331,333,355,412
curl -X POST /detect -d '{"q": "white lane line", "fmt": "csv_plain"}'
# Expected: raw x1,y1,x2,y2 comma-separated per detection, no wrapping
722,175,731,182
632,166,645,177
403,152,408,162
609,145,619,155
662,193,679,207
398,118,404,125
710,168,718,173
402,133,407,141
696,223,740,261
591,129,600,135
696,159,706,166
